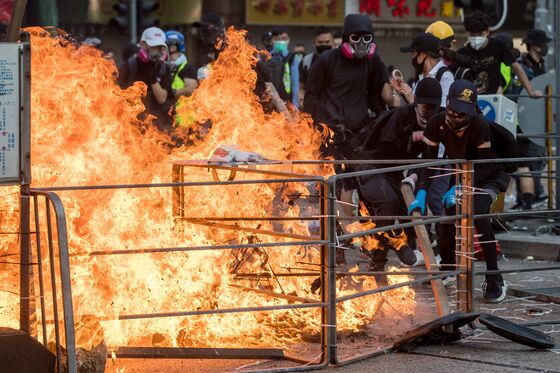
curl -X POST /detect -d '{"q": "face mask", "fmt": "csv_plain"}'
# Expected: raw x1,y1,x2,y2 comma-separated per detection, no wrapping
445,109,471,132
415,105,437,127
273,40,289,55
149,50,163,62
350,41,371,59
538,44,548,57
411,55,426,75
468,36,487,50
201,27,222,48
316,45,331,55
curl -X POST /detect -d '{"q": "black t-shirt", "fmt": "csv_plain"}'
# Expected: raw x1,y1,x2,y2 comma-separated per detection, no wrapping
120,56,174,128
303,48,389,132
298,53,319,85
458,38,516,94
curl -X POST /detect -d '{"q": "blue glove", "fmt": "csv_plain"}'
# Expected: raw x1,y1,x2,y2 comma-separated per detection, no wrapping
408,189,427,215
442,184,461,209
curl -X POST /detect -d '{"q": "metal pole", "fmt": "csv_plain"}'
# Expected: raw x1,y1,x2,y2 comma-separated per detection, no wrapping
130,0,138,44
546,85,554,209
556,1,560,210
326,179,337,365
457,162,474,313
19,184,31,333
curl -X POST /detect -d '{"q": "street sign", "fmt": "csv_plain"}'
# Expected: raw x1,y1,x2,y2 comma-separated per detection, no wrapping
0,42,30,185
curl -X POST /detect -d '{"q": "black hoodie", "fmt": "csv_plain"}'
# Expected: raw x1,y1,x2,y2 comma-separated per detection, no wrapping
303,14,388,135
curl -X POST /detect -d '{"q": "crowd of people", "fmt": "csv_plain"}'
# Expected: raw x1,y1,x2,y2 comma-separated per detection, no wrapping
105,11,552,304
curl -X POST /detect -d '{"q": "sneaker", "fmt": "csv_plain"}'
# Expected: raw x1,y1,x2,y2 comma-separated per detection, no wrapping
396,244,418,266
482,274,507,303
442,275,456,287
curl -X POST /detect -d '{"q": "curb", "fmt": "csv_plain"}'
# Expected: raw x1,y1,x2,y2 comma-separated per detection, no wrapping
496,233,560,261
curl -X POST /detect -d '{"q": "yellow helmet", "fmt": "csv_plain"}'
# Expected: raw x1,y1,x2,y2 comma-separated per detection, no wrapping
425,21,454,41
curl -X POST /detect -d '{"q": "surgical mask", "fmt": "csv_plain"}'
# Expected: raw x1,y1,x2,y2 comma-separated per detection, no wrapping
273,40,289,55
411,55,426,75
468,36,487,50
316,45,331,55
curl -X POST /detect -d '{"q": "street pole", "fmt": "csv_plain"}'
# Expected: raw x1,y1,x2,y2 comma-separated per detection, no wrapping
556,0,560,210
131,0,138,44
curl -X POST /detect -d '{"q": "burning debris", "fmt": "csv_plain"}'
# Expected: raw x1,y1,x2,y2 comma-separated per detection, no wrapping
0,26,417,354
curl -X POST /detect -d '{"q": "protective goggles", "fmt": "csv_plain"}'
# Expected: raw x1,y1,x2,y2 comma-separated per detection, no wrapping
349,34,373,44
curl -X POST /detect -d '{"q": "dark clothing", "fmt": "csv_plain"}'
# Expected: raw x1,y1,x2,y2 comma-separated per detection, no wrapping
183,54,213,80
420,112,509,193
520,53,546,79
119,56,174,129
439,192,498,271
458,38,517,94
303,48,389,133
299,53,319,85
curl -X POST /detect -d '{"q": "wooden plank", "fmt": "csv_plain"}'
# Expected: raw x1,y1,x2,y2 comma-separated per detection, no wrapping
401,182,451,317
229,284,318,304
7,0,28,42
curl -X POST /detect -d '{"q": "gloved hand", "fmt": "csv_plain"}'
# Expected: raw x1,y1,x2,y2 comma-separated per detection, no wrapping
147,60,163,85
408,189,427,215
442,184,461,209
401,173,418,190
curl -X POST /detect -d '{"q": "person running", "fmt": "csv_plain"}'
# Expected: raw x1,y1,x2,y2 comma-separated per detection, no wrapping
409,80,510,303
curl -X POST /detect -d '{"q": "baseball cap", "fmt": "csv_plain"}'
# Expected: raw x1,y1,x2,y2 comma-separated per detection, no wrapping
523,29,552,45
141,27,166,47
400,33,440,55
447,80,477,116
415,77,442,106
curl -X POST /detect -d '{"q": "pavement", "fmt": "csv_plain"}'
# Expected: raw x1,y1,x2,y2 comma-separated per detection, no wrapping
104,257,560,373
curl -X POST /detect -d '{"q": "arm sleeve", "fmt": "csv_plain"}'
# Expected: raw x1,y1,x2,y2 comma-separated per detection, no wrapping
499,41,517,66
302,55,328,116
183,64,198,80
368,55,390,112
418,117,441,190
440,71,454,107
298,59,307,84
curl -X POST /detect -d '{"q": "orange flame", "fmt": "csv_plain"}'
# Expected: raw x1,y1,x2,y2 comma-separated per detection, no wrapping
0,27,416,351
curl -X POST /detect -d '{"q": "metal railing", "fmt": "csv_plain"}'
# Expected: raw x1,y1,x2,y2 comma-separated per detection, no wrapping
20,154,560,372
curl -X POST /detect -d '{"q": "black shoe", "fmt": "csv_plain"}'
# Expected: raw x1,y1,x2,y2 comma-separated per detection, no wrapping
482,274,507,303
396,244,418,266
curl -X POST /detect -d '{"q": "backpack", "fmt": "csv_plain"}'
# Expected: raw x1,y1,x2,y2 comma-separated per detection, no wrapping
302,53,314,72
488,121,519,172
435,65,450,82
453,66,474,82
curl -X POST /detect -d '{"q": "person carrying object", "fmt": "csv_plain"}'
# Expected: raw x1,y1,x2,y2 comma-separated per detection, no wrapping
409,80,510,303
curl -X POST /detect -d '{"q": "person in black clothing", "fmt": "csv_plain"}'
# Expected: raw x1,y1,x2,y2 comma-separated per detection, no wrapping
458,11,539,96
298,27,333,107
303,13,399,163
357,78,443,280
409,80,509,303
521,29,551,80
119,27,174,132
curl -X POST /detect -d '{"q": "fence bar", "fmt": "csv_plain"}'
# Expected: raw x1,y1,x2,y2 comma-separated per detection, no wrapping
19,185,31,333
33,195,48,347
335,272,460,303
319,180,331,365
474,265,560,275
458,162,475,313
326,178,338,365
117,302,327,320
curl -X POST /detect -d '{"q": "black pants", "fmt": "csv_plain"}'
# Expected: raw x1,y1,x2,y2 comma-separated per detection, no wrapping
439,192,498,272
358,172,415,269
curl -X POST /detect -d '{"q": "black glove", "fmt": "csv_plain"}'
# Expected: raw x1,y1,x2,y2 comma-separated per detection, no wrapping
147,60,163,85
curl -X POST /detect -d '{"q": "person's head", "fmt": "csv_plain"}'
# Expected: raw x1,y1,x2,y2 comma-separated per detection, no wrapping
341,14,376,59
400,33,440,75
139,27,167,63
271,29,290,55
425,20,455,49
261,31,274,51
165,30,186,55
195,13,226,49
414,77,442,127
464,11,490,50
494,32,520,59
332,31,343,48
294,43,306,55
445,80,478,133
313,26,333,55
523,29,552,59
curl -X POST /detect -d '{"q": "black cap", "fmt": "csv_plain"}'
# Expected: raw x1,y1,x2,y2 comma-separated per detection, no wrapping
415,77,442,106
400,33,440,55
447,80,477,116
523,29,552,45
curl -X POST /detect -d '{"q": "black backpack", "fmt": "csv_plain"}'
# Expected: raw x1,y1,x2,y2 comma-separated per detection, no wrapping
488,121,519,172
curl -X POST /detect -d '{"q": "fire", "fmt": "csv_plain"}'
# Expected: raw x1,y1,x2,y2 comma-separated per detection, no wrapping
0,27,416,351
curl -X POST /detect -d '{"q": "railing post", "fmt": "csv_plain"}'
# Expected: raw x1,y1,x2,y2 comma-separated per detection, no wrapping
327,178,338,364
457,161,474,313
19,184,32,333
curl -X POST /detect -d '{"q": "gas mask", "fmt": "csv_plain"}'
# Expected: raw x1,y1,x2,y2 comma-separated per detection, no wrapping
445,108,472,133
468,36,487,50
348,33,373,59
